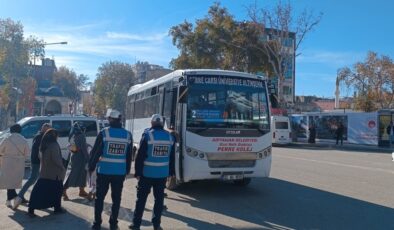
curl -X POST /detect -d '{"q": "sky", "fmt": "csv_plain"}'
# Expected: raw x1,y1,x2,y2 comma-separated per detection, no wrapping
1,0,393,98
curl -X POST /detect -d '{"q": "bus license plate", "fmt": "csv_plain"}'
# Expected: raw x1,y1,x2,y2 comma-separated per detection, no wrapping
222,174,244,180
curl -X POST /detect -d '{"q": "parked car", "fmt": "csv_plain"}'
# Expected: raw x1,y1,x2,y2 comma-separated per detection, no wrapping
0,115,100,165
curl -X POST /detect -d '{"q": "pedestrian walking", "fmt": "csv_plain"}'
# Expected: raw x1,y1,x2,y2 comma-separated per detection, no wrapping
0,124,29,208
129,114,175,230
162,124,180,209
387,121,394,147
336,122,344,145
86,143,97,201
89,109,133,230
87,164,97,201
28,128,66,217
63,122,90,200
14,123,51,209
308,124,316,144
168,125,180,143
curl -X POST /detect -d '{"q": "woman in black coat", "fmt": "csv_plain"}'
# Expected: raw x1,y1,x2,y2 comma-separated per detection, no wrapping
28,129,66,217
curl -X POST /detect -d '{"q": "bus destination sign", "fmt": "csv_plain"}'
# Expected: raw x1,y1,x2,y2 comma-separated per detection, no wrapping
188,75,264,88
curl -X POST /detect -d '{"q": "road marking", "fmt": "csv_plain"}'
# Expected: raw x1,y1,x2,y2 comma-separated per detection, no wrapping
276,155,394,174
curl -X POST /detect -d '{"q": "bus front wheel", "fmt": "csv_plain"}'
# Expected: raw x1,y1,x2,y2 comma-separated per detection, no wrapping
233,178,251,186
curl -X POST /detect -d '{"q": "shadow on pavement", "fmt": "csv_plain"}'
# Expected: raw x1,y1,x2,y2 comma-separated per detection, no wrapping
9,208,91,230
163,210,233,230
170,178,394,230
68,197,151,227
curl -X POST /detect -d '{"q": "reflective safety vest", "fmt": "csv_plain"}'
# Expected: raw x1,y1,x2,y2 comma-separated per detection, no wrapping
97,127,131,175
143,129,174,178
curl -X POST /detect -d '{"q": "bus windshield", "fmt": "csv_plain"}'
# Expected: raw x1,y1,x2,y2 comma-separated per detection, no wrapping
186,75,270,132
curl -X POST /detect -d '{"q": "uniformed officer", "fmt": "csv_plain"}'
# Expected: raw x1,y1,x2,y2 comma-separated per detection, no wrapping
89,109,133,230
129,114,175,230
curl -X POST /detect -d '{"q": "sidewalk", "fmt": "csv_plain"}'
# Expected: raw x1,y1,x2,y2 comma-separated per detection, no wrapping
283,141,392,154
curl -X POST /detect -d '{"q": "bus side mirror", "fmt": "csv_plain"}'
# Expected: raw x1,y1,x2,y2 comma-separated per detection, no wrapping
178,86,188,104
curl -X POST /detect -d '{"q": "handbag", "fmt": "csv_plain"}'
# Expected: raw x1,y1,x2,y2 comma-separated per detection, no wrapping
68,135,78,153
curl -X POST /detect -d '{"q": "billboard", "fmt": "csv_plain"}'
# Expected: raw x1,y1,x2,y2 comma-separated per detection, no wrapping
310,115,347,140
347,112,378,145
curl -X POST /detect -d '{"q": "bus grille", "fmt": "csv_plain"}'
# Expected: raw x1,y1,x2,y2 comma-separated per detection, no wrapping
208,160,255,168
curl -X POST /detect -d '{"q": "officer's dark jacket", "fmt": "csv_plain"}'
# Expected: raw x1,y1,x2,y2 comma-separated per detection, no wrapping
89,121,133,174
134,126,175,178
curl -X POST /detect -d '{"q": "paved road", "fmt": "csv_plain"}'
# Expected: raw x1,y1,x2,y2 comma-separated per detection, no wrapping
1,146,393,229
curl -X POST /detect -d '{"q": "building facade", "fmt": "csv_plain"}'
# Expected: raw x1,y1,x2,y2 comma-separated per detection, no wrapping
131,61,172,84
31,58,72,116
262,29,296,107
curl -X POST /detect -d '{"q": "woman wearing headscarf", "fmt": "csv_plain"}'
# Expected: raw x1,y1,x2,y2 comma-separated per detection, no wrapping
28,128,66,217
62,122,89,200
0,124,29,208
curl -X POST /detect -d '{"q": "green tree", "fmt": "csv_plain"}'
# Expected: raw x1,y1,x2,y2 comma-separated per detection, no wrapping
169,3,271,73
0,18,43,127
93,61,135,118
338,51,394,111
53,66,88,100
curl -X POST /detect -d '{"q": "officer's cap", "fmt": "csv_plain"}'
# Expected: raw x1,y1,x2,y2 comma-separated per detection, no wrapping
151,114,164,126
106,109,121,119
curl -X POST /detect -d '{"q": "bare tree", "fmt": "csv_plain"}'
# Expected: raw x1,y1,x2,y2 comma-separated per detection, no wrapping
248,0,322,107
338,51,394,111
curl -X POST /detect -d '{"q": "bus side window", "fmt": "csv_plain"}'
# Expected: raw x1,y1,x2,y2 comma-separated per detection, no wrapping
170,87,178,127
163,88,173,126
178,86,188,103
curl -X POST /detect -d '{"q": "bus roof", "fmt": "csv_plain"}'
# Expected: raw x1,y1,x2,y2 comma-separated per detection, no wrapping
128,69,265,96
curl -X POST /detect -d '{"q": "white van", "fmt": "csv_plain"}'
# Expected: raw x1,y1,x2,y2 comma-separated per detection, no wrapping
271,116,291,145
98,119,109,130
1,115,99,165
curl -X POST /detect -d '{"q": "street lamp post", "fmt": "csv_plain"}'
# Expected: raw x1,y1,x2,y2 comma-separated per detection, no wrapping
44,41,68,45
37,41,68,115
12,87,22,122
32,41,68,66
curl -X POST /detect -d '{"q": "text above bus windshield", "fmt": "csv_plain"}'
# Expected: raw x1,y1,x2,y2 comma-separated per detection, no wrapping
188,75,264,88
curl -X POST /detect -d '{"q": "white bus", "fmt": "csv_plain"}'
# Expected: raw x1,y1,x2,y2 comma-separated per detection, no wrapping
126,69,272,188
271,116,291,145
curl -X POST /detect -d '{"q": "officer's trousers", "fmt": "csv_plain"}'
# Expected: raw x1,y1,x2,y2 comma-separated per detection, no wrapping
94,173,125,226
133,176,166,228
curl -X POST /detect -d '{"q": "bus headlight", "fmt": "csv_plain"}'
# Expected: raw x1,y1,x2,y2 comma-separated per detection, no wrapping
193,151,198,157
257,146,272,159
186,147,207,160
